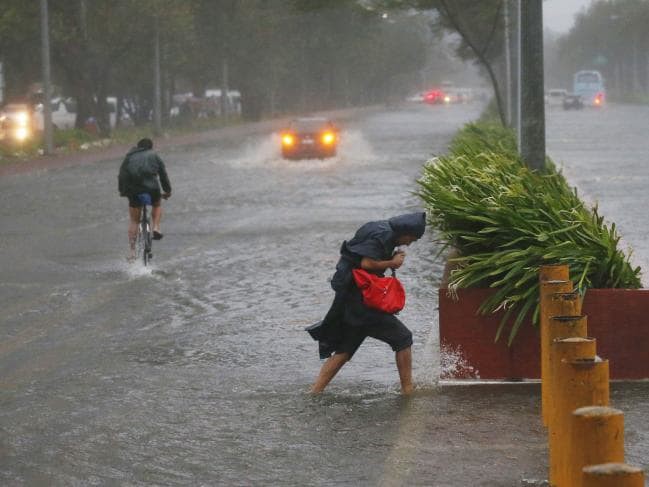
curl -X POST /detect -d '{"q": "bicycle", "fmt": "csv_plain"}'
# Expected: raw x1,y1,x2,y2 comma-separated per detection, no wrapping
134,193,153,266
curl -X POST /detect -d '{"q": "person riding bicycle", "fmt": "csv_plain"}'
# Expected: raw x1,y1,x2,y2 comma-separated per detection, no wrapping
118,138,172,260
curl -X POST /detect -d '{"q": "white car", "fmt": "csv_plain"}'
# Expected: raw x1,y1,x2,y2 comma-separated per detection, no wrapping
405,92,425,103
34,97,76,130
546,89,567,107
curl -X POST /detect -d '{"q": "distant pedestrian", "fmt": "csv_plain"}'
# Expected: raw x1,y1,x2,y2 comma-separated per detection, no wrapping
307,212,426,394
118,138,172,261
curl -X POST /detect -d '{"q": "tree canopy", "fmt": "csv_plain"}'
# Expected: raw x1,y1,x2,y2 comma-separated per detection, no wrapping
0,0,436,130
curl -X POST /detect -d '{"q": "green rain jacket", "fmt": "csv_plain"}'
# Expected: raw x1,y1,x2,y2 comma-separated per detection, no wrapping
118,147,172,197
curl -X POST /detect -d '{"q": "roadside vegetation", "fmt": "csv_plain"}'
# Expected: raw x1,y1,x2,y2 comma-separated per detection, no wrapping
0,2,432,133
417,121,641,344
0,116,241,162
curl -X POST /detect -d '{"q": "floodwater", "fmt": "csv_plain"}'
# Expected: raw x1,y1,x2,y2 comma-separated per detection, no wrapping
0,102,647,486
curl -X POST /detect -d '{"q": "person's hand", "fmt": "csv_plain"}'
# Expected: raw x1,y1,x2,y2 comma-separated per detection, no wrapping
391,251,405,269
162,192,171,200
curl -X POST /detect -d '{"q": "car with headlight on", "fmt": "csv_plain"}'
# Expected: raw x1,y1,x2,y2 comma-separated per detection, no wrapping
0,103,33,144
280,117,339,160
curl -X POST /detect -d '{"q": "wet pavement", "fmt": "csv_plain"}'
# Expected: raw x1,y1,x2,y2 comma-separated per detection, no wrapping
0,102,647,486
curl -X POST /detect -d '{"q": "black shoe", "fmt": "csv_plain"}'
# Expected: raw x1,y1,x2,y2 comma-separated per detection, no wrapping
153,231,163,240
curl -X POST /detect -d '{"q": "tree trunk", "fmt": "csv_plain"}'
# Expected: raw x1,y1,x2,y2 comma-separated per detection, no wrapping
438,0,507,126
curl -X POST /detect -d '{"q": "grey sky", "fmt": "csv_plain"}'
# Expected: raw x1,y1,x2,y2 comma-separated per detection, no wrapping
544,0,592,33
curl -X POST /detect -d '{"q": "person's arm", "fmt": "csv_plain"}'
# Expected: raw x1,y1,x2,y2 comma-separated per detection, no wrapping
156,155,172,195
360,251,405,272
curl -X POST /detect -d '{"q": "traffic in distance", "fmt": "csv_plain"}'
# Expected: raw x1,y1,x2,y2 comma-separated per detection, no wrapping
544,70,606,110
406,81,485,106
0,85,242,148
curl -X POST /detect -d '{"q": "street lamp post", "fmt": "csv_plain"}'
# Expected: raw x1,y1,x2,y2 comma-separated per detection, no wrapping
504,0,511,127
153,14,162,136
40,0,53,154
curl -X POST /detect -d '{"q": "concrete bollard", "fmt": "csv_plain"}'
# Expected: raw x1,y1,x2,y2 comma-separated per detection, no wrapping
566,406,625,487
583,463,645,487
547,337,597,485
553,357,610,486
540,279,574,427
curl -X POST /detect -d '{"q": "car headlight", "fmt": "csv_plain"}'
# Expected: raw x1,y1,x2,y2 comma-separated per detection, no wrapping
14,127,30,141
15,111,29,126
321,131,335,145
282,134,294,146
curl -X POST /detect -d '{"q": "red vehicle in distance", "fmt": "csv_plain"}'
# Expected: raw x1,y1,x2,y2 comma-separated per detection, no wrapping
423,89,445,105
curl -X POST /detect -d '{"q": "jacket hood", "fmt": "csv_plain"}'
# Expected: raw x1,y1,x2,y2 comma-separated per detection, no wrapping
126,146,150,157
388,212,426,239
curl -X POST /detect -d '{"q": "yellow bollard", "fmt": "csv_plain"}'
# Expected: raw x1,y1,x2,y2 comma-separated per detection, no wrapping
554,357,610,486
583,463,645,487
548,291,582,316
540,279,574,427
566,406,625,487
547,337,597,485
547,314,588,416
539,263,570,283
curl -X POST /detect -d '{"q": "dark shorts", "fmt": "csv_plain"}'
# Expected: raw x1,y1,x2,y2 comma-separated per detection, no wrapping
335,318,413,359
128,191,161,208
332,285,413,358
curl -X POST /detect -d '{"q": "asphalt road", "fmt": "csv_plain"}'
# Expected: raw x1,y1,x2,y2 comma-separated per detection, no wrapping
0,102,647,486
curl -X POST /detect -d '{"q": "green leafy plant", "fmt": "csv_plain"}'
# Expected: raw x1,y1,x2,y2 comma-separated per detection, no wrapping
418,122,641,344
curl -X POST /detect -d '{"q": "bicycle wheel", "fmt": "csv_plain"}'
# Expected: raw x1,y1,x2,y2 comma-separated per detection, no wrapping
142,220,152,266
134,221,145,263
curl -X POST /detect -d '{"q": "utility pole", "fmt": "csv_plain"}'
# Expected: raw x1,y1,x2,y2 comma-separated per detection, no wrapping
519,0,545,171
503,0,511,127
221,58,229,117
513,0,521,141
0,62,4,105
506,0,520,135
40,0,53,155
153,14,162,136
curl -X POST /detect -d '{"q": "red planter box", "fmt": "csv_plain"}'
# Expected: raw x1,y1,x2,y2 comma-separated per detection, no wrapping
439,288,649,380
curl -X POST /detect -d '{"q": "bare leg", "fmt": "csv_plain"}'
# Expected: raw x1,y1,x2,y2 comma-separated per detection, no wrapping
151,204,162,234
310,352,351,394
396,347,413,395
128,207,141,259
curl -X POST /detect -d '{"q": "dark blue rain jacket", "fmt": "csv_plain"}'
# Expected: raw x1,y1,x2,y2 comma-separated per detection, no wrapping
306,212,426,358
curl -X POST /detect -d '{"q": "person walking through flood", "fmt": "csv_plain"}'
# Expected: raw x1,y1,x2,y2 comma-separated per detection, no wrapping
307,212,426,395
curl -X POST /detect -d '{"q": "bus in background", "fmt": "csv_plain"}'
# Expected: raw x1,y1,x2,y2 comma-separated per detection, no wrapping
573,70,606,107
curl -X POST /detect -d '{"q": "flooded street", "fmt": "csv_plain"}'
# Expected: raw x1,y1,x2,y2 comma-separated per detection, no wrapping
1,103,647,486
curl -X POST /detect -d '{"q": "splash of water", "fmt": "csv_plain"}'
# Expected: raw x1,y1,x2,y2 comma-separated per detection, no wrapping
124,259,154,278
439,343,480,380
414,320,441,388
223,130,377,169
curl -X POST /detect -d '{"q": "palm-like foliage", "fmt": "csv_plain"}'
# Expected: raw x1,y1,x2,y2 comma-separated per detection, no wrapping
418,122,641,344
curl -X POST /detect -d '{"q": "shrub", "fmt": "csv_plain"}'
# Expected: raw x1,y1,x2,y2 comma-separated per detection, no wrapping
418,122,641,344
